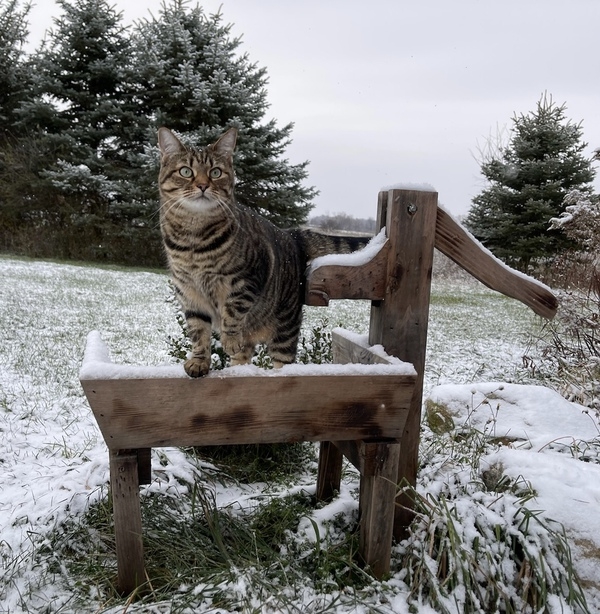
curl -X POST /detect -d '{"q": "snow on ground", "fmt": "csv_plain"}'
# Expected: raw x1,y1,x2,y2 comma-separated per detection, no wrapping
429,382,600,606
1,256,599,612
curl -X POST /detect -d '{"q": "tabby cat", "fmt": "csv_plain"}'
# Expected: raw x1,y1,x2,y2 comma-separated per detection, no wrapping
158,127,369,377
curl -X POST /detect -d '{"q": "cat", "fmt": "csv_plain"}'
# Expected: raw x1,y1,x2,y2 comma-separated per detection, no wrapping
157,127,370,377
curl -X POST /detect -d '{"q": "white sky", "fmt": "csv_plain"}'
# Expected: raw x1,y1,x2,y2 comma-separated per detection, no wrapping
27,0,600,219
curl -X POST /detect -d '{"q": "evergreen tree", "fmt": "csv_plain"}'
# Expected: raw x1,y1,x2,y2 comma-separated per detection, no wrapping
550,189,600,253
0,0,44,253
466,94,595,270
18,0,135,214
0,0,31,138
7,0,161,262
1,0,315,262
130,0,316,227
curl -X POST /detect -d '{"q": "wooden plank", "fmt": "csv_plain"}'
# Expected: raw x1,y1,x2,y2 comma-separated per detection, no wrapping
435,206,558,319
82,374,414,449
359,440,401,578
332,440,361,473
110,450,145,594
369,189,438,538
332,329,395,366
305,241,389,305
316,441,343,502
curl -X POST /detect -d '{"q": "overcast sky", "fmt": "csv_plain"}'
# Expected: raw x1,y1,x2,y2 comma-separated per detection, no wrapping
27,0,600,220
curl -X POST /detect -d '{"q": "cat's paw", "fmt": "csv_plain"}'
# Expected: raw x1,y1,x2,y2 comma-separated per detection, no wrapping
221,333,245,357
230,351,253,366
184,357,210,378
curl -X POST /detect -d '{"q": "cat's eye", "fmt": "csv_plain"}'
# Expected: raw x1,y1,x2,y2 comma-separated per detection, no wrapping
179,166,193,178
209,168,222,179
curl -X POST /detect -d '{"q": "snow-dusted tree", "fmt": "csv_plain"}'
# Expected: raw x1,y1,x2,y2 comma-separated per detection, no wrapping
466,94,596,271
6,0,165,262
550,189,600,254
0,0,32,137
18,0,136,216
129,0,316,227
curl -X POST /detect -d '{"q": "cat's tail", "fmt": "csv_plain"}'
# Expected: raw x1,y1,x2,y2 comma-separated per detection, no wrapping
293,228,372,262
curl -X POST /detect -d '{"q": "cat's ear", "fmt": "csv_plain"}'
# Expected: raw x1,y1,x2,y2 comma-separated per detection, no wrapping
214,128,237,157
157,127,185,156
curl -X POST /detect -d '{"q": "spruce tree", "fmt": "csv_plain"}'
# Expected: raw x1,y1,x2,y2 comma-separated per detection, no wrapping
19,0,135,214
0,0,31,137
466,94,595,270
130,0,316,227
10,0,160,261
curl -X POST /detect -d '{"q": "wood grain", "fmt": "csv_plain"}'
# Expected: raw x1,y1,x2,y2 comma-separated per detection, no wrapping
435,206,558,319
359,440,401,578
332,329,395,366
305,241,389,305
316,441,343,502
82,373,414,450
110,450,145,594
368,189,438,537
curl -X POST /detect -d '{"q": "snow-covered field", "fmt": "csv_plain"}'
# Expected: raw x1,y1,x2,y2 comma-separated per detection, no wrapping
1,255,599,613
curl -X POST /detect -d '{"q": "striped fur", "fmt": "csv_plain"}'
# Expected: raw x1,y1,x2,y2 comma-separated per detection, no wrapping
158,127,369,377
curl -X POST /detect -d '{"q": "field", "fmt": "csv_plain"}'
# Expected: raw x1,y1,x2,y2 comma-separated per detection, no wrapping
1,255,599,613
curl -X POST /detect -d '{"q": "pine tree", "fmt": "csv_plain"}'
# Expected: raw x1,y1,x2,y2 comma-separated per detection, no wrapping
466,94,596,270
8,0,162,262
0,0,31,138
550,189,600,253
19,0,135,213
129,0,316,227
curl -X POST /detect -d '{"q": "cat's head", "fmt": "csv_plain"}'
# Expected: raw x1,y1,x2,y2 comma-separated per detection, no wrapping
157,127,237,212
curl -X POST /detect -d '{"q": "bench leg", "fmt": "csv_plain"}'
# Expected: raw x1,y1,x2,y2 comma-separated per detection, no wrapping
316,441,343,502
358,440,401,578
110,449,145,594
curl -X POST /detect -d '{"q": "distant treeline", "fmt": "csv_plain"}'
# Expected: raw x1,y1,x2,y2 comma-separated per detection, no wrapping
308,213,376,234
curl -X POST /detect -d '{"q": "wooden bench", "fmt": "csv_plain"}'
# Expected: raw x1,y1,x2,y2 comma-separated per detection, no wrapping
80,189,558,594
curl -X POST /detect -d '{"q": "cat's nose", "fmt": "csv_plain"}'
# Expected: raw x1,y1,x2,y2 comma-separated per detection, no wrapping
196,183,209,193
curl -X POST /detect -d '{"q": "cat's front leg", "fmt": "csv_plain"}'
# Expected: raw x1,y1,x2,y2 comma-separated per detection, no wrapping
183,310,213,377
220,305,254,366
220,328,254,365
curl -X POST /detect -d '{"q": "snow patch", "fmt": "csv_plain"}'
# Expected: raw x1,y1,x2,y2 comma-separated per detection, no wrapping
80,329,416,379
309,227,387,270
332,327,416,371
380,181,437,192
80,330,186,379
429,382,595,449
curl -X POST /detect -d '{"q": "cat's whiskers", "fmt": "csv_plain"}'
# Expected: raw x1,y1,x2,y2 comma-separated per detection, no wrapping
214,195,240,233
152,194,184,230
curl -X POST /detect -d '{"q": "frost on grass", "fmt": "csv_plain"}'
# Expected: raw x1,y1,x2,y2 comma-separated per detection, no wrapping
415,382,600,612
2,257,599,613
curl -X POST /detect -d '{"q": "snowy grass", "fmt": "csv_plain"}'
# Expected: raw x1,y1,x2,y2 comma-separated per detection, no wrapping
1,255,599,613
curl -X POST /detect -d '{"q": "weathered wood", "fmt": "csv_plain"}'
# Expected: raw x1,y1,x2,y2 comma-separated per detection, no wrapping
359,440,401,578
305,201,557,320
435,206,558,319
369,189,438,537
85,188,562,592
316,441,344,502
332,440,361,473
82,374,414,450
305,241,389,306
110,450,145,594
332,329,395,366
318,438,402,576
